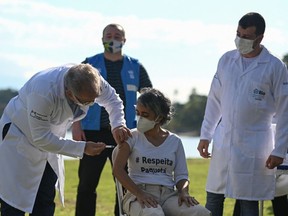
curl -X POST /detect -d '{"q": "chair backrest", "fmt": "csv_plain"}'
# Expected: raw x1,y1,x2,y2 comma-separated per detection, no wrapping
112,146,128,216
277,165,288,175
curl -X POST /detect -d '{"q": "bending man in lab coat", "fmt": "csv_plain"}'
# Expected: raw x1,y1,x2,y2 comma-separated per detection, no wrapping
197,12,288,216
0,63,130,215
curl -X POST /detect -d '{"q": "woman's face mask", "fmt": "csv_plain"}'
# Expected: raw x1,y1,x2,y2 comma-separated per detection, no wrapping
136,116,158,133
103,40,124,54
234,36,256,55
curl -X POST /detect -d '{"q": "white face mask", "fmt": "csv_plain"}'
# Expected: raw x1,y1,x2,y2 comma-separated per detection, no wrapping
234,36,255,55
76,101,94,107
71,92,95,107
103,40,124,53
136,116,157,133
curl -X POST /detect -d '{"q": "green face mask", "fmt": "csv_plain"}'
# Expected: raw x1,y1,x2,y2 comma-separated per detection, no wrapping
103,40,124,53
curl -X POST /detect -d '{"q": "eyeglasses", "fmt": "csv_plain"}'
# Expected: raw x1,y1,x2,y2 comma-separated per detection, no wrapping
72,93,95,107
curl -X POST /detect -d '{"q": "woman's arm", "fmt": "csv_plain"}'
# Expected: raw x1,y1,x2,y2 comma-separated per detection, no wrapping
176,179,199,207
112,143,158,208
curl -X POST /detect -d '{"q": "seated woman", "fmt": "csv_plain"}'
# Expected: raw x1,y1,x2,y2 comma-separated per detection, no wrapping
113,88,211,216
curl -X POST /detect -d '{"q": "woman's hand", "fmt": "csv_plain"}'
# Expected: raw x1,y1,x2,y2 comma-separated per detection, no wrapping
178,191,199,207
136,190,159,208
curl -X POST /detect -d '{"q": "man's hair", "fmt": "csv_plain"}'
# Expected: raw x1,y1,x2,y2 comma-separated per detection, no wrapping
102,23,125,37
137,88,174,125
64,64,101,96
239,12,266,36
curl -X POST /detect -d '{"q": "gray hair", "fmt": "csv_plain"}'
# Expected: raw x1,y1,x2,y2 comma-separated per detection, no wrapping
138,88,174,125
64,64,101,96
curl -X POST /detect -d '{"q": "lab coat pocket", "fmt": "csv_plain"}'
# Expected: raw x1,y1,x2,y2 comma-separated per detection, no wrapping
212,124,226,150
248,81,270,109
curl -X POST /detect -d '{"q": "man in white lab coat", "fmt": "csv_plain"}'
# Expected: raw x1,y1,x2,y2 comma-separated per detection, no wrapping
197,12,288,216
0,63,130,215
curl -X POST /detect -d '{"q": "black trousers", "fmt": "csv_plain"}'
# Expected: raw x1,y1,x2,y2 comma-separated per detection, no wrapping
233,196,288,216
75,129,119,216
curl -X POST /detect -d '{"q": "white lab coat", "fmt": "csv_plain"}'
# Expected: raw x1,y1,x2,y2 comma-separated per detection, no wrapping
0,64,125,213
200,46,288,200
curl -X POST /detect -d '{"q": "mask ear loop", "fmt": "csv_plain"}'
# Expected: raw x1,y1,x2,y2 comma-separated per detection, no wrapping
253,35,262,50
252,36,258,49
154,116,162,125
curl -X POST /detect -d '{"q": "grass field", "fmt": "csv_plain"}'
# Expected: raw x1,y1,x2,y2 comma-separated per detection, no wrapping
53,158,274,216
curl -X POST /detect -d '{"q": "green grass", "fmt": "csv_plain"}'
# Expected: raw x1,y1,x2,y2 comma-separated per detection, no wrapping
53,159,274,216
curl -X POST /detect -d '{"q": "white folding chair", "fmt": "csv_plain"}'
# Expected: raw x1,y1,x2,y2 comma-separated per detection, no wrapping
259,165,288,216
112,146,128,216
259,200,264,216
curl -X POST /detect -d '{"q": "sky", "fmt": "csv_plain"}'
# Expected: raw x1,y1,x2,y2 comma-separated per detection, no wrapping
1,0,288,103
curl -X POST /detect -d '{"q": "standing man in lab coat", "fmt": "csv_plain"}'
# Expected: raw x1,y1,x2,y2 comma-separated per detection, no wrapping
197,12,288,216
0,63,130,215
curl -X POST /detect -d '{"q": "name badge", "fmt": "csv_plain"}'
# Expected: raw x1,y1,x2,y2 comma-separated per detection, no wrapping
127,84,137,92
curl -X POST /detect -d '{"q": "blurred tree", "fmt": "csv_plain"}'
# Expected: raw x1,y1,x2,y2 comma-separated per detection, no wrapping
0,89,18,117
165,88,207,136
283,53,288,66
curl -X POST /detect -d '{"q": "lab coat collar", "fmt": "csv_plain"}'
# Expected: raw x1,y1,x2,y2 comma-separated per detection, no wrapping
232,46,270,76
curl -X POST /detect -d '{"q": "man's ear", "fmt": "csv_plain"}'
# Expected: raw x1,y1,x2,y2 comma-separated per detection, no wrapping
256,34,264,44
65,89,73,100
